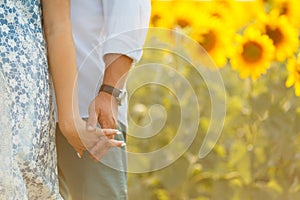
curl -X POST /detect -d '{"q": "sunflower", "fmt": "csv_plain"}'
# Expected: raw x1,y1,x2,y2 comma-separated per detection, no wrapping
286,53,300,96
230,28,275,80
191,17,233,68
150,1,174,28
273,0,300,28
171,1,199,32
198,0,261,30
257,11,299,62
196,0,230,20
151,0,200,32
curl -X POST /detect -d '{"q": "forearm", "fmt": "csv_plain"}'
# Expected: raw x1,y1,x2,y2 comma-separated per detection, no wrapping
102,54,133,89
48,33,81,124
42,0,81,129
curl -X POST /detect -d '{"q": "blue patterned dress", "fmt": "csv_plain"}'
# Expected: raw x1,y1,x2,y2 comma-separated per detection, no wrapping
0,1,62,199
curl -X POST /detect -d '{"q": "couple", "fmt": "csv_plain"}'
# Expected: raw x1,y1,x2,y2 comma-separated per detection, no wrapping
0,0,150,199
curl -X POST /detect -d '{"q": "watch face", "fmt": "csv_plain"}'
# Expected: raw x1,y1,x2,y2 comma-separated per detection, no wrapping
116,90,127,105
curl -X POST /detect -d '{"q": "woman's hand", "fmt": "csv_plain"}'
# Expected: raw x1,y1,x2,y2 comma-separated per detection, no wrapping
58,116,125,160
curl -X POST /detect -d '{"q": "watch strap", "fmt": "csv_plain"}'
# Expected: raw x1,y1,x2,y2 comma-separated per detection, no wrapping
99,84,121,98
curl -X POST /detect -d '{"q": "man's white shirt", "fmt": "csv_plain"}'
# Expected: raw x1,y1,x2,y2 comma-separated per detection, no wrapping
69,0,151,127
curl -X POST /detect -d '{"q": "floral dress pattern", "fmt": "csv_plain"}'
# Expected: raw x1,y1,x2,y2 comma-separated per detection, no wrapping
0,1,62,199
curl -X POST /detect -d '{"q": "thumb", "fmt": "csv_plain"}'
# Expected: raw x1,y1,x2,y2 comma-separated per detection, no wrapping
86,101,98,131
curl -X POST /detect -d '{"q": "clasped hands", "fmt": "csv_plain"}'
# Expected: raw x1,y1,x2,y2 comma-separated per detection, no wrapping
60,92,124,161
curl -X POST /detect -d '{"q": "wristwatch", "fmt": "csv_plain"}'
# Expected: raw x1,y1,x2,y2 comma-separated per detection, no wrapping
99,84,126,105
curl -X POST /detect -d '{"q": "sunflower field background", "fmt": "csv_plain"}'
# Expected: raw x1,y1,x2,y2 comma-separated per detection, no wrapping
126,0,300,199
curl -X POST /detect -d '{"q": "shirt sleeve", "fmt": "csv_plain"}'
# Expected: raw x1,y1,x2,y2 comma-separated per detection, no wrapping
101,0,151,63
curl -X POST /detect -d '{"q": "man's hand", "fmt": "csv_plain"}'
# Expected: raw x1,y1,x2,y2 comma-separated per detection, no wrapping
86,91,118,131
86,54,132,130
84,54,132,160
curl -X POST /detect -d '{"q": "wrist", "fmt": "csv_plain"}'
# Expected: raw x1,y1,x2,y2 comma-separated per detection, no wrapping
58,113,83,135
98,84,126,105
102,80,123,90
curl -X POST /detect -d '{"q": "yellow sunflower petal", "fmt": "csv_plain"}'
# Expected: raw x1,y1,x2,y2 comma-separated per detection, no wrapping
285,54,300,97
230,27,275,80
257,11,299,62
286,75,295,88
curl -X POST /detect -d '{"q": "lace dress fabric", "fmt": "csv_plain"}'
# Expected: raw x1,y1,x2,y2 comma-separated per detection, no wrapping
0,1,61,199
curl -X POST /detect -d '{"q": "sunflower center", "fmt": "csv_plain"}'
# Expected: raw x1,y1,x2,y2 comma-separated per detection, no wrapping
280,2,289,15
211,12,222,18
176,18,190,28
242,41,263,63
199,30,217,52
266,25,283,46
152,14,161,26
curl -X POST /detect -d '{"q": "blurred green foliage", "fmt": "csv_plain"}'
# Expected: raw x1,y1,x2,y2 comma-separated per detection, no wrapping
126,34,300,200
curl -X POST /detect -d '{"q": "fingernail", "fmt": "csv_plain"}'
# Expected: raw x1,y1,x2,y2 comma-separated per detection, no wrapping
116,130,122,135
87,125,94,131
121,143,126,147
76,152,82,158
